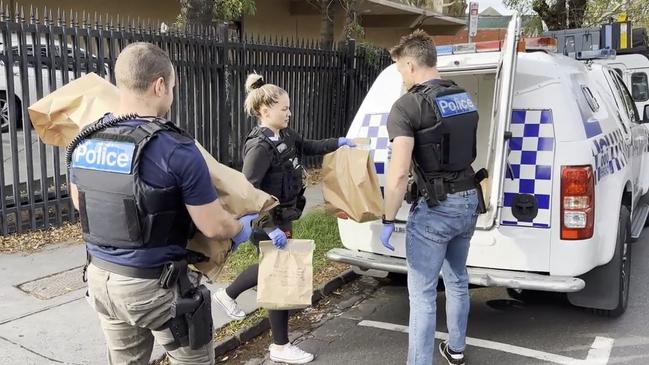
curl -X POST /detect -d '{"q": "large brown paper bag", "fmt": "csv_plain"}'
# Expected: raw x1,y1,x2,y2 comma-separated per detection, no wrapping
321,145,383,223
28,73,278,280
257,239,315,310
28,73,119,147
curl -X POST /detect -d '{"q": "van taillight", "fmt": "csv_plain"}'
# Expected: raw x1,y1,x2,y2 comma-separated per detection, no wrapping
561,166,594,240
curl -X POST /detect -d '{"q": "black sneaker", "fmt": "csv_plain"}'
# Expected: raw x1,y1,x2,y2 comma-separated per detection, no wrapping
439,341,465,365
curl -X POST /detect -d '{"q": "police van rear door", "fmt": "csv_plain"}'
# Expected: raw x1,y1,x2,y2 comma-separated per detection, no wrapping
476,13,522,230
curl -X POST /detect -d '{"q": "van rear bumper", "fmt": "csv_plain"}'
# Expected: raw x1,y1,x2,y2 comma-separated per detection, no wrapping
327,248,585,293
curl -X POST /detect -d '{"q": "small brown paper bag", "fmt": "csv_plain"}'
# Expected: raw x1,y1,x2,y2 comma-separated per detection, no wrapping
28,73,278,280
257,239,315,310
321,142,383,223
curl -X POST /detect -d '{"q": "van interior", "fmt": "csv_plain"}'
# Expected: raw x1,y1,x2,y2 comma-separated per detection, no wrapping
441,71,499,229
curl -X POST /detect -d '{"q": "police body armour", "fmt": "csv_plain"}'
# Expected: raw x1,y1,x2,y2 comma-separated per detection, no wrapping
245,127,304,206
70,119,193,249
411,80,479,175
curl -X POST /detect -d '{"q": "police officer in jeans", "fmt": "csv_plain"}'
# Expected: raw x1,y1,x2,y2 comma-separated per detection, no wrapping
381,31,480,365
67,42,258,365
212,73,355,364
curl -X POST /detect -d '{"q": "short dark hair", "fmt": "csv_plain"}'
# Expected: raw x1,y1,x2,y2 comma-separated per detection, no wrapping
115,42,173,93
389,29,437,68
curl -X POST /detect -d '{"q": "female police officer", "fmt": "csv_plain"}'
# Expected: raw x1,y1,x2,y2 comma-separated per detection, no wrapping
213,73,355,364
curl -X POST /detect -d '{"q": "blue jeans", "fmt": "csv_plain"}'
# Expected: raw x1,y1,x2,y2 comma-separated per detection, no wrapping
406,190,479,365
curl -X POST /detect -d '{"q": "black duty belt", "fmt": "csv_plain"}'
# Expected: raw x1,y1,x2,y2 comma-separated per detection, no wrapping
89,255,164,280
444,177,476,194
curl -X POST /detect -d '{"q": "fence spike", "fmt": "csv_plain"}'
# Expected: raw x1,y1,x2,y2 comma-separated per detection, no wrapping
60,8,67,26
29,4,35,24
34,6,39,25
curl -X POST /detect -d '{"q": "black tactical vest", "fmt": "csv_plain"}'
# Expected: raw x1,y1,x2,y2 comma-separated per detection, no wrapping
245,127,304,206
411,80,479,177
69,118,194,249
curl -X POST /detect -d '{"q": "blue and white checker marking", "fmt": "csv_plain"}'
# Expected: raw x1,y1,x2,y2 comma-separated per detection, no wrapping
591,129,629,183
501,110,555,229
71,139,136,174
359,113,390,195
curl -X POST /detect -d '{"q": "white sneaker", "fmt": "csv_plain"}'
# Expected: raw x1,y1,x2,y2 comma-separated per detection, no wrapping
269,343,315,364
213,288,246,320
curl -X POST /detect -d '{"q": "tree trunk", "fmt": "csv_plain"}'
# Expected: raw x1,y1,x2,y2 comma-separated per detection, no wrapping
179,0,215,27
320,0,335,50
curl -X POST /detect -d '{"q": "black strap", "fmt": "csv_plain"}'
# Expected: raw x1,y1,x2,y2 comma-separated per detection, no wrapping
78,191,90,234
123,199,141,240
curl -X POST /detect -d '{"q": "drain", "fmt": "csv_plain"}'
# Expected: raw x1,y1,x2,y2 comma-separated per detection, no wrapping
17,266,85,300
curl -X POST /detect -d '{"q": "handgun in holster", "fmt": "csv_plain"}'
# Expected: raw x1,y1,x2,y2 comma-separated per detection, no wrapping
159,258,213,349
412,160,446,208
474,168,489,214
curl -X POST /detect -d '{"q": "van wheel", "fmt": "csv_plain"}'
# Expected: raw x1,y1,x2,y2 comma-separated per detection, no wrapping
596,206,632,317
0,92,23,133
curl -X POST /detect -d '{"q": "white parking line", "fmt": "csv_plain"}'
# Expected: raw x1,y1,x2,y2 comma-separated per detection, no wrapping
358,320,614,365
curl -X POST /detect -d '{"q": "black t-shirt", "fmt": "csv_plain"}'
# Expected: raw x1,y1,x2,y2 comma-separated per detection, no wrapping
387,79,474,182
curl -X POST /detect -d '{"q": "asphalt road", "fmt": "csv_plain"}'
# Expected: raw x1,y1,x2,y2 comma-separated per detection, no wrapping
246,231,649,365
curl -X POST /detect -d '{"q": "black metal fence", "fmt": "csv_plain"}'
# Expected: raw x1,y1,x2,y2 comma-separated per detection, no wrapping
0,6,392,235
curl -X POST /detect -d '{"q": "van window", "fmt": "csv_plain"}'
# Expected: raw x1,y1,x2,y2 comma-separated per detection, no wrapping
610,71,640,121
632,72,649,102
581,86,599,112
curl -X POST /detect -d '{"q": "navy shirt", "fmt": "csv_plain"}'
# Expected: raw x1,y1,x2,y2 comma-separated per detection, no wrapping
71,119,218,268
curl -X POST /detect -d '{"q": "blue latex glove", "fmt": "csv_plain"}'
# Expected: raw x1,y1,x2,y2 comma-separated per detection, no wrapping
338,137,356,148
268,227,288,249
380,223,395,251
231,213,260,250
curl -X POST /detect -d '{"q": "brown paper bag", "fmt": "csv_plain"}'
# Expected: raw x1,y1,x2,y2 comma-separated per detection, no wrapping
28,73,119,147
28,73,279,280
321,145,383,223
257,239,315,310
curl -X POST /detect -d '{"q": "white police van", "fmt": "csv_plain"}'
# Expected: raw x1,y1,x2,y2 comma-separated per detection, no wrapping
595,53,649,118
327,14,649,316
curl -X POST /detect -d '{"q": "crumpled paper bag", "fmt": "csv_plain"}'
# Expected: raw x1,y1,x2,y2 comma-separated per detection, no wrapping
28,73,278,280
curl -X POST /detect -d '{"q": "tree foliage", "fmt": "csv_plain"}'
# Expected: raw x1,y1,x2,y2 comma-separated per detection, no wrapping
177,0,256,26
505,0,649,31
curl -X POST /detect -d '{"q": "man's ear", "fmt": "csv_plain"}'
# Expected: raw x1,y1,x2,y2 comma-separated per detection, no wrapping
153,77,166,96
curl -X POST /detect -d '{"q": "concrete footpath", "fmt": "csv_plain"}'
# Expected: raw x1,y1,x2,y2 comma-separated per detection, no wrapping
0,185,325,365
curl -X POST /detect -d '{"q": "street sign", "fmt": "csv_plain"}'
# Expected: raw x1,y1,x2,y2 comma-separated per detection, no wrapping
469,2,479,39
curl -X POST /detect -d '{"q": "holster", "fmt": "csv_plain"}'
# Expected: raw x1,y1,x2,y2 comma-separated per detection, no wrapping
159,257,213,350
405,176,419,204
412,161,444,208
474,168,489,214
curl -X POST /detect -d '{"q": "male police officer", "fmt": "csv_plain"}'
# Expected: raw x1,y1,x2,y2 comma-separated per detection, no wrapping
68,42,257,365
381,31,480,365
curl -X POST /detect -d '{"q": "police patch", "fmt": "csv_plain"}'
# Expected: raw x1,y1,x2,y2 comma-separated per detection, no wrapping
71,139,135,174
435,92,477,118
